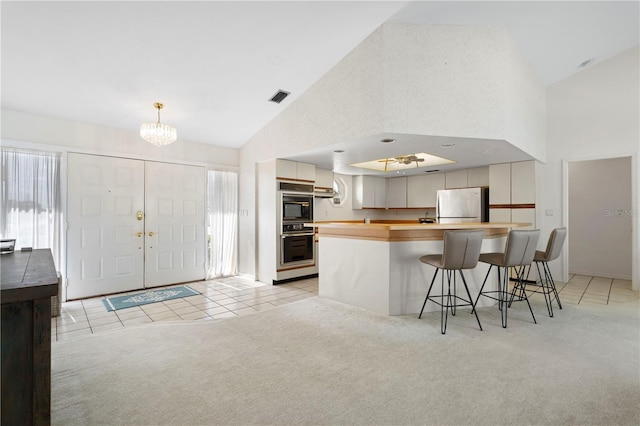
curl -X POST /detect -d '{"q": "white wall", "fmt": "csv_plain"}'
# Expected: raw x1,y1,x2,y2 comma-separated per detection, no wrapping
382,23,545,159
544,46,639,289
1,109,239,168
238,26,386,276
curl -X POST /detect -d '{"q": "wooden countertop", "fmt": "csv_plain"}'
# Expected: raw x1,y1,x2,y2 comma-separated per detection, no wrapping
1,249,59,304
312,221,529,242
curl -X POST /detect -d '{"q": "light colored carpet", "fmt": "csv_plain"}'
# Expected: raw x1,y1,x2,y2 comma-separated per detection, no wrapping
52,295,640,425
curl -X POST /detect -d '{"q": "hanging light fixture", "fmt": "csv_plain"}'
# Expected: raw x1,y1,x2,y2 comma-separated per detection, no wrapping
140,102,177,146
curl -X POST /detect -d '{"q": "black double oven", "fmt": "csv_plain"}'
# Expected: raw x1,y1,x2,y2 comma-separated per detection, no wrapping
278,182,314,268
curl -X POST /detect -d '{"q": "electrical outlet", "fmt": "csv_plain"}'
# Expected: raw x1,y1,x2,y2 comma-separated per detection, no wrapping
545,209,554,216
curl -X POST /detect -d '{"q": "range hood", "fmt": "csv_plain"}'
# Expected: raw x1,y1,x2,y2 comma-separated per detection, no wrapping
314,186,335,198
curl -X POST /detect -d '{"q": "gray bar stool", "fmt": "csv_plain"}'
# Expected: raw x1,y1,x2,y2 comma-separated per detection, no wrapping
473,229,540,328
419,229,484,334
519,227,567,317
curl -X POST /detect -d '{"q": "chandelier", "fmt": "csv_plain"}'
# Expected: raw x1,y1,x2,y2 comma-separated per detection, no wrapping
140,102,177,146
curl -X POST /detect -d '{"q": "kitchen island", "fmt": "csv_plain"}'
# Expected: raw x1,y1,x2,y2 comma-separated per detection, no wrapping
315,221,528,316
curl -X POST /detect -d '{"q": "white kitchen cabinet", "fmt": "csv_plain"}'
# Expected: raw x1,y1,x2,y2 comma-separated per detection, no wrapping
489,163,511,205
489,161,536,226
386,177,407,208
467,167,490,187
275,159,315,182
353,175,386,209
489,208,511,223
407,173,445,208
315,168,334,190
511,160,535,204
297,162,316,182
445,170,468,189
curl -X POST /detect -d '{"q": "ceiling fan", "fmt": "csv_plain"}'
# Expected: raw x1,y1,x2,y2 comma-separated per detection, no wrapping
377,154,425,171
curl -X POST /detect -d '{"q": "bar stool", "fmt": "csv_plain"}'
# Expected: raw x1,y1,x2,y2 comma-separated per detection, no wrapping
473,229,540,328
521,228,567,317
419,229,484,334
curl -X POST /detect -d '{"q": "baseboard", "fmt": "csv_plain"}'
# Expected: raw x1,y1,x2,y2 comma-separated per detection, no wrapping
273,273,318,285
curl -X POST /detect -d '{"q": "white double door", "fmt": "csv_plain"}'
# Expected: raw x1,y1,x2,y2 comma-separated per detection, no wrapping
67,153,206,299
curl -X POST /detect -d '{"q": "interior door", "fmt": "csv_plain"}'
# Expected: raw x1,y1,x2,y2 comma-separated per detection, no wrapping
67,154,145,299
144,161,206,287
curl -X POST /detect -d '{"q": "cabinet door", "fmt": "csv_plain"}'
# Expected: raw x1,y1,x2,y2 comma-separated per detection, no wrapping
490,208,511,223
407,174,445,208
275,159,315,182
511,161,535,204
353,175,385,209
386,177,406,208
489,163,511,205
467,167,489,187
374,177,387,208
296,162,316,182
361,176,376,207
445,170,468,189
275,159,297,180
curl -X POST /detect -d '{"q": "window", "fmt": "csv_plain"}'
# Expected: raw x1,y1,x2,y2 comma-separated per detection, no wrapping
332,176,347,206
207,170,238,278
1,148,61,267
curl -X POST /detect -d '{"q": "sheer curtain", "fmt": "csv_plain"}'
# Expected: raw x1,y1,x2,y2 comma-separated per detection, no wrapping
207,170,238,278
1,148,61,267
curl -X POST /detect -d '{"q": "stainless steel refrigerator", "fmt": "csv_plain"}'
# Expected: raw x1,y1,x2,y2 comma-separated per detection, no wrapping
436,187,489,223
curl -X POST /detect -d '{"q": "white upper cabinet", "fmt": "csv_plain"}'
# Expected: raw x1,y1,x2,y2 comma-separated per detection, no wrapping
445,170,468,189
353,175,386,209
386,177,407,208
510,160,535,204
467,167,490,187
276,159,315,182
315,168,334,189
407,173,445,208
489,163,511,205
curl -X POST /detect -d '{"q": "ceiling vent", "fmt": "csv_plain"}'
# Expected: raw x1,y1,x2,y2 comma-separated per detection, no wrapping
269,90,290,104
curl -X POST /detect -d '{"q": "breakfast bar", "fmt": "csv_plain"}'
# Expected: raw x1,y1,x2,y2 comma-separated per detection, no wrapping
316,222,527,316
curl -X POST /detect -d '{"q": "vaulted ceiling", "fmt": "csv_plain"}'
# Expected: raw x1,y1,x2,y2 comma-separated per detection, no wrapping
2,1,638,154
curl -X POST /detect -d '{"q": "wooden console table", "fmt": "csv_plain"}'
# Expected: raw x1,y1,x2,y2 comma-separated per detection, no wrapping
1,249,58,426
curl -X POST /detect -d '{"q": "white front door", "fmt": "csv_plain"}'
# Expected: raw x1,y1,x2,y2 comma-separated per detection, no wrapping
67,154,145,299
144,161,206,288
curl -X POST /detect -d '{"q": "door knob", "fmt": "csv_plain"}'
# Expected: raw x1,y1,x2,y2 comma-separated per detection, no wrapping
148,231,155,237
136,211,144,221
134,232,143,237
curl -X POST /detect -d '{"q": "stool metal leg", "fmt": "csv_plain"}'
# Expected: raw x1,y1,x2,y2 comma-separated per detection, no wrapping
459,270,482,331
472,265,494,313
450,270,457,317
419,268,439,319
535,261,554,317
548,262,563,309
420,267,481,334
542,260,563,310
499,266,508,328
515,266,537,325
441,271,449,334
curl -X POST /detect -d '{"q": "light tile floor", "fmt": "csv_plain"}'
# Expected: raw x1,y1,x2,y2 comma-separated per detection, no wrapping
53,276,318,341
53,273,637,341
555,274,637,306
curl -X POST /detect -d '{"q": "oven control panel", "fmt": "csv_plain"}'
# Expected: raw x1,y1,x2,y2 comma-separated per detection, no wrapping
282,223,313,234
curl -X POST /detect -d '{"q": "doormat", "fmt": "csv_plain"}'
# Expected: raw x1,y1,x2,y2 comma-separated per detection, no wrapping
102,286,199,311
